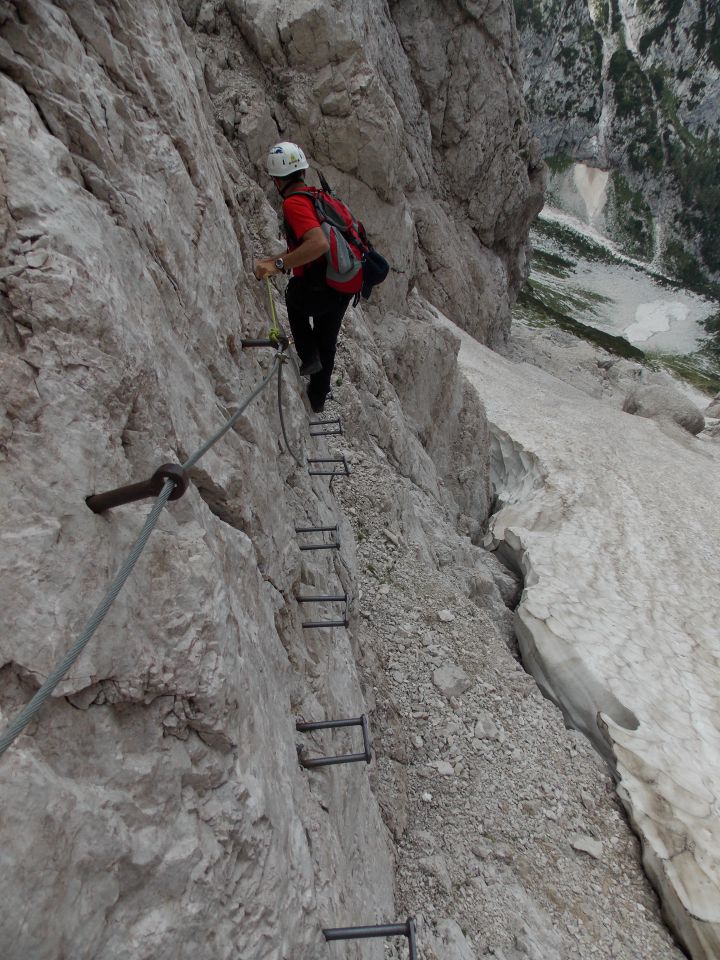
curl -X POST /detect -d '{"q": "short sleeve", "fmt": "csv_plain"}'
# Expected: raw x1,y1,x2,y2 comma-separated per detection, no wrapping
283,194,322,241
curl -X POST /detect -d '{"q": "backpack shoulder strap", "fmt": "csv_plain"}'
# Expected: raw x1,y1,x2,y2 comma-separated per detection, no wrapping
283,187,322,244
286,185,319,202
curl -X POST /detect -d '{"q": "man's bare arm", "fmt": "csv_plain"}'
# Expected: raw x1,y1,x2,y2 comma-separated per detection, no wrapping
254,227,329,279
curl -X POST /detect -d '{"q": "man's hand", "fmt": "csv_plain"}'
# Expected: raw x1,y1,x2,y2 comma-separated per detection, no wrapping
254,228,329,279
254,258,280,280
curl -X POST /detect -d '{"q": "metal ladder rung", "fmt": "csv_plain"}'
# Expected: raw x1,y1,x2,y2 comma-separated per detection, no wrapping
296,714,372,768
307,456,350,477
295,591,349,629
322,919,417,960
296,594,347,603
295,523,340,551
309,417,343,437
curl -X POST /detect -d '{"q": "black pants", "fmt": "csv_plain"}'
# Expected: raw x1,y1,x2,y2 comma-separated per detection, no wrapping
285,276,352,406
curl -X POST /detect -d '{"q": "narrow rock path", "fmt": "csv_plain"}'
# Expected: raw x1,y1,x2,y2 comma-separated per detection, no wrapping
331,429,682,960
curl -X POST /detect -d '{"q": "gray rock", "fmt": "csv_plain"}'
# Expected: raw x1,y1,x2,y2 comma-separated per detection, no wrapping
705,394,720,419
571,834,604,860
474,711,500,740
518,0,720,282
472,840,493,860
422,918,476,960
419,854,453,893
178,0,203,25
433,760,456,777
623,385,706,435
0,2,687,959
433,664,472,698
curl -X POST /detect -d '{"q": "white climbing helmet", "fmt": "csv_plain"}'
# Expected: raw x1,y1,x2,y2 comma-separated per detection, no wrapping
266,141,309,178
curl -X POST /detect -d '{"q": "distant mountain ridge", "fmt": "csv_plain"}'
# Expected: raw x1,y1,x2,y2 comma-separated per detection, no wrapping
515,0,720,288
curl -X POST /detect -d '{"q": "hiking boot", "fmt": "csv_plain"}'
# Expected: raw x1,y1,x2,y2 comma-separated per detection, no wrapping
307,386,326,413
299,356,322,377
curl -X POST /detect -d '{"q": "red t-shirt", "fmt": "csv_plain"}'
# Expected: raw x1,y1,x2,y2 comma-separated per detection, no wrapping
282,192,324,277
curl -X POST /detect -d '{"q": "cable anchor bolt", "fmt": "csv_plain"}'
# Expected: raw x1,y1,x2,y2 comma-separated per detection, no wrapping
86,463,189,514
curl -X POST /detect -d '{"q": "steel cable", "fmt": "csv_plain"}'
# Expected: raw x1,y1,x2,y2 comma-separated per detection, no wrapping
0,481,175,756
182,355,281,470
0,353,283,758
277,359,304,467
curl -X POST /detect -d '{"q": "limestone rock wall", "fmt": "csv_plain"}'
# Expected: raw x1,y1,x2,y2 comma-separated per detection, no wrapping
191,0,544,345
0,1,537,957
515,0,720,284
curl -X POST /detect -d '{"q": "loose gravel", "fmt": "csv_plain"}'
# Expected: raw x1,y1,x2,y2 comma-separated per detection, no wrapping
329,427,684,960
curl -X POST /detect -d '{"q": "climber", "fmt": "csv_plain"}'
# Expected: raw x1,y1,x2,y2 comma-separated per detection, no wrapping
254,141,353,414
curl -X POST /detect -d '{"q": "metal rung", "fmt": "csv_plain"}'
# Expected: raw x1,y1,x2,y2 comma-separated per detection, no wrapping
296,714,371,768
309,417,343,437
298,543,341,552
295,524,340,551
307,456,350,477
296,594,347,603
241,336,289,349
295,525,338,533
323,919,417,960
301,620,347,629
296,591,349,629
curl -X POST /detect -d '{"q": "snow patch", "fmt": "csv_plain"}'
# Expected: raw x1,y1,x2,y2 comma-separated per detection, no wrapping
573,163,609,223
432,303,720,957
621,300,705,354
532,214,715,360
623,301,674,342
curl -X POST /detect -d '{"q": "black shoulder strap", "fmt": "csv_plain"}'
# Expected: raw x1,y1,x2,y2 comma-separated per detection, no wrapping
317,170,334,196
283,215,298,246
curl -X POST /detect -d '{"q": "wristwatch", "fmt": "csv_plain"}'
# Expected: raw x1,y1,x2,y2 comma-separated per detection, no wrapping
274,257,286,273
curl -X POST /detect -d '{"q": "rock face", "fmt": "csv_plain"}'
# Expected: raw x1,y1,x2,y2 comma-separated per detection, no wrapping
195,0,545,345
0,2,540,958
515,0,720,283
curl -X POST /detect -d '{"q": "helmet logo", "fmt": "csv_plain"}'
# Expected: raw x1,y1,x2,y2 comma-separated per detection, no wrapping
266,142,308,176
